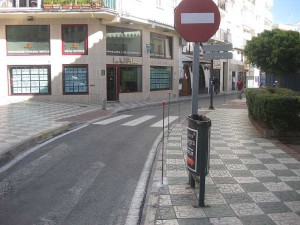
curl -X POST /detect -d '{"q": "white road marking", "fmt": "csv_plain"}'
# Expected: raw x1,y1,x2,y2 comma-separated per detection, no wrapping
93,115,132,125
0,143,71,198
181,13,214,24
37,161,105,225
150,116,179,128
121,115,156,126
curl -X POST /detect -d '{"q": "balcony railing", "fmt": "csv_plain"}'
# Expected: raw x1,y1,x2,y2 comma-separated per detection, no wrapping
0,0,116,10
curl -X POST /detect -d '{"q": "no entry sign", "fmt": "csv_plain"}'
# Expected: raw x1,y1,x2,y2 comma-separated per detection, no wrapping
174,0,221,42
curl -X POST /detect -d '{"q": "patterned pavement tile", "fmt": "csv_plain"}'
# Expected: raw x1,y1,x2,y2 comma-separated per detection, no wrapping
169,185,194,195
263,182,293,191
156,219,179,225
233,177,260,184
209,170,232,178
170,195,198,206
291,169,300,176
284,201,300,212
251,170,275,177
240,158,262,164
209,217,243,225
272,170,298,177
257,177,282,183
248,192,280,203
157,206,176,220
273,191,300,202
265,164,289,170
177,218,211,225
173,205,206,218
223,193,254,204
285,181,300,190
230,203,264,216
257,202,292,214
240,183,269,192
205,193,227,205
230,170,253,177
212,177,237,184
160,195,172,206
278,176,300,182
245,164,268,170
277,158,300,164
203,204,236,218
239,215,276,225
225,164,248,170
268,212,300,225
217,184,245,194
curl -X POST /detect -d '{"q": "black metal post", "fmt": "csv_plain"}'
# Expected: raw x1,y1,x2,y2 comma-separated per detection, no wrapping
162,101,165,184
209,59,214,110
199,146,207,207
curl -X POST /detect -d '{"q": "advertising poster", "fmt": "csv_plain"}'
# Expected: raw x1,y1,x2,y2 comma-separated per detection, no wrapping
187,127,198,172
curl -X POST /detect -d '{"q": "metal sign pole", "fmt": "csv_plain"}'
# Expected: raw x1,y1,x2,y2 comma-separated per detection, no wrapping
209,59,214,110
191,42,200,115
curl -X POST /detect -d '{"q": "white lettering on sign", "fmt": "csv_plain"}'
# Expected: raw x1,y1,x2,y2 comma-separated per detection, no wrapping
181,13,214,24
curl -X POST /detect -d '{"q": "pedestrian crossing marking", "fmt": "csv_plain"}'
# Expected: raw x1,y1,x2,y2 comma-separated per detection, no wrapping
93,115,132,125
93,115,179,128
122,115,156,126
151,116,179,127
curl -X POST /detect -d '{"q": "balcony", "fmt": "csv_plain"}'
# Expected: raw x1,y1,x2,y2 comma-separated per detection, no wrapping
211,29,231,43
0,0,116,10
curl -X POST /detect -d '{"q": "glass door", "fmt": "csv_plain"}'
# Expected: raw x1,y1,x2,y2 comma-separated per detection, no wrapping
106,65,119,101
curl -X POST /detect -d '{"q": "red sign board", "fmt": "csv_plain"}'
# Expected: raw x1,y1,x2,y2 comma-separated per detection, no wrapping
174,0,221,42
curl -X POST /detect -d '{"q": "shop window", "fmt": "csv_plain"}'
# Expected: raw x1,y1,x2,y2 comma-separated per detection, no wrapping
63,65,88,94
120,66,142,93
150,33,173,59
6,25,50,55
150,66,172,91
106,26,142,57
62,25,88,55
9,66,51,95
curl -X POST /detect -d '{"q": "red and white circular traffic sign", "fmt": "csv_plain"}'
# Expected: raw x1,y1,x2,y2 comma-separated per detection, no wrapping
174,0,221,42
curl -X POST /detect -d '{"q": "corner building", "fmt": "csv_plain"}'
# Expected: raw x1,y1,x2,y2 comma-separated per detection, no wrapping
0,0,273,104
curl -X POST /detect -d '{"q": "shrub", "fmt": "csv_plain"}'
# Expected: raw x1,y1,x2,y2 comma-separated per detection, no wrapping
245,88,300,131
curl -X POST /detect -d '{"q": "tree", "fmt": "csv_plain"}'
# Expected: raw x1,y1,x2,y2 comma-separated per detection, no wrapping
244,29,300,75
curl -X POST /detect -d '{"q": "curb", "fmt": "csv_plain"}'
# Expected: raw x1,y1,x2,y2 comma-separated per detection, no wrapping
0,121,82,168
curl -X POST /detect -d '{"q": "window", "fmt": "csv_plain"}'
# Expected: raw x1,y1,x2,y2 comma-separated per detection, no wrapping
62,25,88,55
63,65,88,94
9,66,51,95
150,66,172,91
150,33,173,59
120,66,142,93
106,26,142,57
6,25,50,55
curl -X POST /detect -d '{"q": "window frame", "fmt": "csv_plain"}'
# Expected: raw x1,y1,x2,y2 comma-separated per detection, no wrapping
9,65,51,95
62,24,88,55
119,65,143,93
150,33,173,59
6,25,50,56
106,26,142,57
150,66,173,91
63,64,89,95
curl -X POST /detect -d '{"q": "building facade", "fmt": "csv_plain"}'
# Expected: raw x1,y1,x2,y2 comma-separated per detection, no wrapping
0,0,273,104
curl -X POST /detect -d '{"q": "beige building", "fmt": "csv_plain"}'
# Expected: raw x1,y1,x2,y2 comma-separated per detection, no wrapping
0,0,273,104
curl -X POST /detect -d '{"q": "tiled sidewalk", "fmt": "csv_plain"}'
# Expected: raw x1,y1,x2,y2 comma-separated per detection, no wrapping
143,102,300,225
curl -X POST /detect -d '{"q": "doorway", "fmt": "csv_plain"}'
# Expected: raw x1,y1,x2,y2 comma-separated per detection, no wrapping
106,65,119,101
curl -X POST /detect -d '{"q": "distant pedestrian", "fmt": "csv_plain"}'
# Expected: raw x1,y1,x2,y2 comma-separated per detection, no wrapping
212,76,220,94
237,78,244,99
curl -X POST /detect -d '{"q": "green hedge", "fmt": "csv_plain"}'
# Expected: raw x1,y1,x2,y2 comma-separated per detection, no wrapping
245,88,300,131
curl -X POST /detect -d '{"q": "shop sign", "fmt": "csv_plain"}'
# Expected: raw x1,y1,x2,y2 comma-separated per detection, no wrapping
112,57,138,64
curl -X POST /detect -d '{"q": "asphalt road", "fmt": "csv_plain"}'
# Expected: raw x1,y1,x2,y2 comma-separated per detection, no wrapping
0,94,237,225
